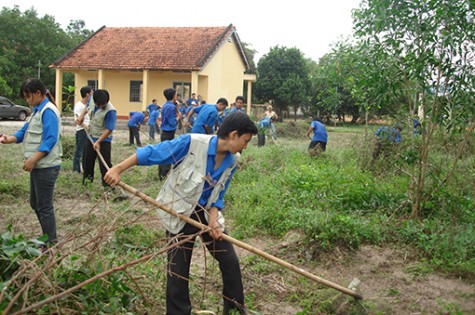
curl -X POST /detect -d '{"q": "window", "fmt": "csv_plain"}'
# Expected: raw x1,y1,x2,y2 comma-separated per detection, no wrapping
173,82,191,102
87,80,98,91
130,81,143,102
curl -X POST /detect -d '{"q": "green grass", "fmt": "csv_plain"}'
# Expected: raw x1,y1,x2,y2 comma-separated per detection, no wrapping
0,120,474,314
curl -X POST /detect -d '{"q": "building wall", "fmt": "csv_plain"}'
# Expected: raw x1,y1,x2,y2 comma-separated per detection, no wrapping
200,39,246,104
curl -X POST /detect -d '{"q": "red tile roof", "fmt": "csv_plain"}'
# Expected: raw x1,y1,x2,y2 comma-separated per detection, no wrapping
53,24,249,71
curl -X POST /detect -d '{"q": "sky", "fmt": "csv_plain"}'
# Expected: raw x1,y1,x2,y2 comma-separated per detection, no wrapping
2,0,361,63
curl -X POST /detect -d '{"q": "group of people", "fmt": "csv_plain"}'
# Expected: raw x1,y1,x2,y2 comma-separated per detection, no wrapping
1,80,258,314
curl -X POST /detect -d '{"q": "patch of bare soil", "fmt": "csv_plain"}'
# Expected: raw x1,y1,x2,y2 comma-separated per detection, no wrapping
189,229,474,314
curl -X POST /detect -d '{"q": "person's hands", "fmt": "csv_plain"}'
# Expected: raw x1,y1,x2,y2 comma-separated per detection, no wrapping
93,140,101,151
208,220,223,240
104,166,122,187
207,207,222,240
23,158,37,172
0,134,5,143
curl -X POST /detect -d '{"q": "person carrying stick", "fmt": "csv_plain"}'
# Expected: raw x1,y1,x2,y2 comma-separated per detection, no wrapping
104,112,258,315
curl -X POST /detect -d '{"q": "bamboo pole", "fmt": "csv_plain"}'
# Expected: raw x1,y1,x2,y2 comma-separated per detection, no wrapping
84,126,363,300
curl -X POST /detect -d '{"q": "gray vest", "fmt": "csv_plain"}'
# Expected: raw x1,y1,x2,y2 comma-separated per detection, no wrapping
156,134,240,234
88,102,116,138
22,102,62,168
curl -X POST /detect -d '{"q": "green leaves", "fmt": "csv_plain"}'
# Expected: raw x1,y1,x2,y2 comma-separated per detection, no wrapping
0,225,45,281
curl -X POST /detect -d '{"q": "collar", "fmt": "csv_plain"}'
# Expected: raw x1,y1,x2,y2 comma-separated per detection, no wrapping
33,97,49,114
208,136,234,165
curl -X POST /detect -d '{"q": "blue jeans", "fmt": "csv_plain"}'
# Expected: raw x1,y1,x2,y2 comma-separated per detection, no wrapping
73,129,87,172
30,166,60,244
148,124,160,140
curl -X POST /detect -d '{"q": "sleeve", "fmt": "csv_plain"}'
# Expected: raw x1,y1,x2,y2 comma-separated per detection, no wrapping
38,108,59,154
105,110,117,130
13,122,29,143
136,134,191,166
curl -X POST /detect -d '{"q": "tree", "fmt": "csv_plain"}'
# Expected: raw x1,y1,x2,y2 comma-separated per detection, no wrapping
0,6,92,101
353,0,475,218
255,46,311,120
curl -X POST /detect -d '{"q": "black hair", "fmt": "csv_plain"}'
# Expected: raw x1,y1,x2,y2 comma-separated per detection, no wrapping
93,89,110,106
164,88,176,101
80,86,93,98
216,97,228,106
200,100,206,105
217,112,258,139
235,95,244,102
20,78,56,106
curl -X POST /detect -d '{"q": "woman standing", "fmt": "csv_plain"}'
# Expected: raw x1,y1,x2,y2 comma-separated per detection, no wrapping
0,78,62,247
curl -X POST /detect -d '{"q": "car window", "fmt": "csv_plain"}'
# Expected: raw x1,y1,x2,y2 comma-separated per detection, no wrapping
0,99,10,105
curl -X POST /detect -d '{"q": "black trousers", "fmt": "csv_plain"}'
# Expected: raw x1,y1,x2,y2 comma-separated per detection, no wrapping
158,130,175,180
166,209,245,315
129,126,141,146
83,140,112,187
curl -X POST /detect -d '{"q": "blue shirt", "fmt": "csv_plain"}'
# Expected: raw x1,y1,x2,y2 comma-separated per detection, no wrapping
14,98,59,155
136,135,236,210
179,104,187,116
148,109,159,126
161,101,177,131
147,103,158,113
375,126,401,143
186,106,196,125
258,117,271,128
127,112,145,127
311,120,328,142
191,104,218,134
230,107,245,114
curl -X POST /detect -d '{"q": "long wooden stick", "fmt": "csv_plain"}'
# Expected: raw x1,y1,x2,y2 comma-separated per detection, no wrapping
84,127,363,300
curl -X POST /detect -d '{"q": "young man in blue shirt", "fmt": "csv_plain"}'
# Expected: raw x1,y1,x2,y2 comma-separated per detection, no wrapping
159,88,181,179
127,111,148,147
306,117,328,152
186,98,228,134
104,112,257,314
146,99,159,113
230,95,245,114
148,107,160,140
372,123,403,163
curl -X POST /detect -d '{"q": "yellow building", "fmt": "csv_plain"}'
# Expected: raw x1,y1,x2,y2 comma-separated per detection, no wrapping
52,24,255,119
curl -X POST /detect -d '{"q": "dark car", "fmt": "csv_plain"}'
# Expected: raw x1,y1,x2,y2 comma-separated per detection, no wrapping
0,96,31,121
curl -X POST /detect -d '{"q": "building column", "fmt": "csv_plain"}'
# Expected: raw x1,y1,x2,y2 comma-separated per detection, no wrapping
246,80,252,115
142,70,150,111
191,71,199,96
55,69,63,115
98,69,104,89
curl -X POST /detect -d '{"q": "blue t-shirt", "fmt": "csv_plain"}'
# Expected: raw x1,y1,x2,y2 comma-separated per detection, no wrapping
191,104,218,134
127,112,145,127
375,126,401,143
136,134,236,210
258,117,271,128
230,107,245,114
148,109,159,126
147,103,158,113
311,120,328,142
161,101,177,131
